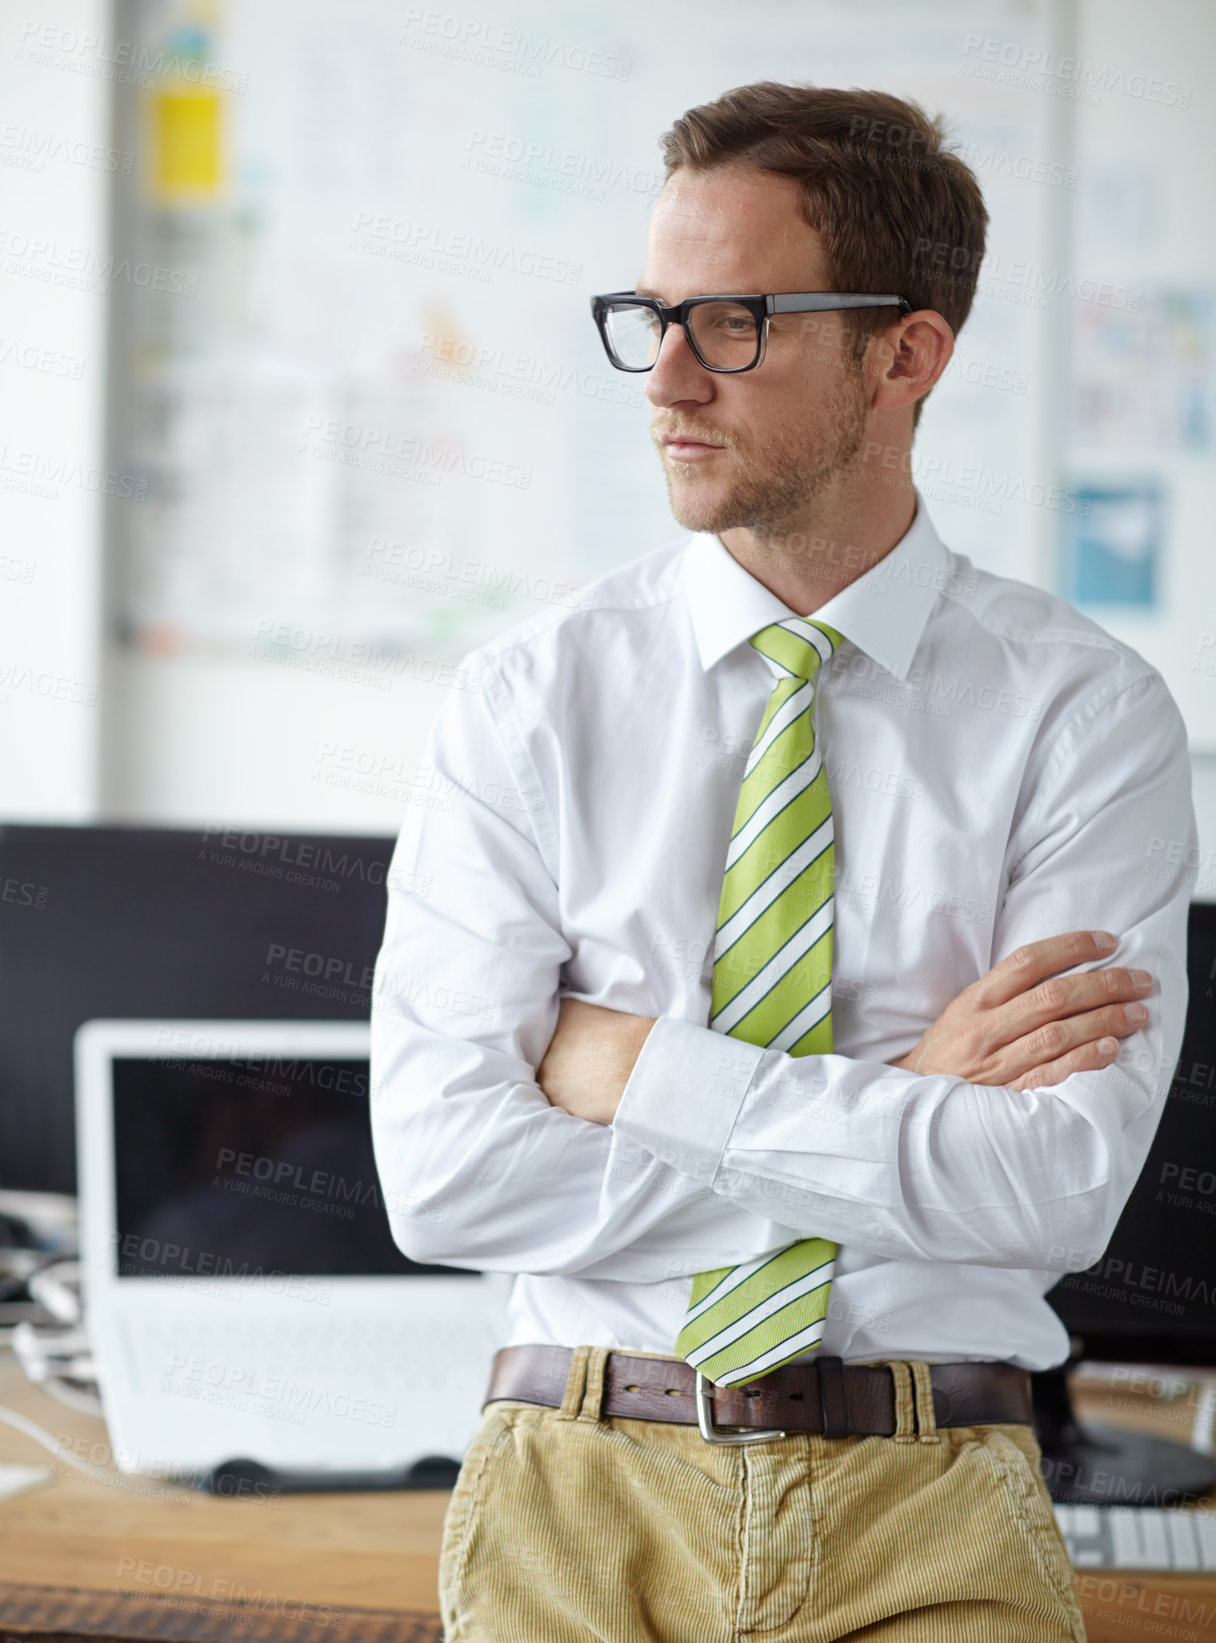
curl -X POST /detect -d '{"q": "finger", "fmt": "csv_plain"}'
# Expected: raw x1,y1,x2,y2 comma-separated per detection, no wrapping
985,1000,1146,1085
975,930,1119,1009
1005,1034,1123,1092
997,966,1152,1041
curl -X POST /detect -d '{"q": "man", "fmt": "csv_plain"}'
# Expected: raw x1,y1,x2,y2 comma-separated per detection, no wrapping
370,83,1195,1641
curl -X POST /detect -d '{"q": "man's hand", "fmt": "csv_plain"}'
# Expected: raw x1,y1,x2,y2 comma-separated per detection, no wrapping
889,930,1153,1090
536,996,657,1124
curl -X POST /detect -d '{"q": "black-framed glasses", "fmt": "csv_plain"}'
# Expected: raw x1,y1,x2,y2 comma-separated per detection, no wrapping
590,290,912,374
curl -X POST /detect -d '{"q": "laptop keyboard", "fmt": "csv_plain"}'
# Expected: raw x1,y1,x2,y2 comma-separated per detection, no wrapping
131,1312,504,1403
1053,1503,1216,1570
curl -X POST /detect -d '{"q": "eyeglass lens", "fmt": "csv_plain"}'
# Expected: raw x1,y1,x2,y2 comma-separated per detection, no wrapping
603,301,760,370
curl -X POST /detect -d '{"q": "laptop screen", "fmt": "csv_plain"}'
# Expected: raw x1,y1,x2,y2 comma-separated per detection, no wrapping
110,1054,476,1281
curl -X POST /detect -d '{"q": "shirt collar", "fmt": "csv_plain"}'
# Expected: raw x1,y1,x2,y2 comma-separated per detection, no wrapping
682,492,949,682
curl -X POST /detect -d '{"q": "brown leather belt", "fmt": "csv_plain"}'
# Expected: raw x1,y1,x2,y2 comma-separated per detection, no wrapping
484,1344,1033,1444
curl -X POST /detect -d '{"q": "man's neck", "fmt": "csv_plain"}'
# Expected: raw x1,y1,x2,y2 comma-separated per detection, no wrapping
717,477,917,617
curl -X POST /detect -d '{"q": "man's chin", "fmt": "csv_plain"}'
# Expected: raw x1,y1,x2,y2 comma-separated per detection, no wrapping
669,502,732,535
663,471,740,535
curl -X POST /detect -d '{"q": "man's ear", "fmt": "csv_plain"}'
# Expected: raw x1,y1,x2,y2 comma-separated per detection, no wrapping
872,310,954,413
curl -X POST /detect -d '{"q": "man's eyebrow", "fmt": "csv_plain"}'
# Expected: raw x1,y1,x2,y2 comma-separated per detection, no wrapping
631,286,762,299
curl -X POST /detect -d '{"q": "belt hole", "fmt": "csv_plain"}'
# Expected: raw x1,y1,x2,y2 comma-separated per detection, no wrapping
789,1391,803,1400
664,1387,681,1396
624,1383,639,1391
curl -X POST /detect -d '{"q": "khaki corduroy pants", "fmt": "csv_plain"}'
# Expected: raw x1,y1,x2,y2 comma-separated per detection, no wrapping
438,1346,1087,1641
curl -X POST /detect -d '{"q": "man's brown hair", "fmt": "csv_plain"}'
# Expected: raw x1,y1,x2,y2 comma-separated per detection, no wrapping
659,82,989,429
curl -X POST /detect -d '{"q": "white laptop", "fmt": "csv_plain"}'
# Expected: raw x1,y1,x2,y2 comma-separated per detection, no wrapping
75,1018,512,1481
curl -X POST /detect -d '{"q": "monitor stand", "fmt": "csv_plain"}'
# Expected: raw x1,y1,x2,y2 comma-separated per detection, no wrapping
1032,1358,1216,1507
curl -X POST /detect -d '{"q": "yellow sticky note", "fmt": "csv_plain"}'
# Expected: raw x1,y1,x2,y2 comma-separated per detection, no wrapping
150,88,223,199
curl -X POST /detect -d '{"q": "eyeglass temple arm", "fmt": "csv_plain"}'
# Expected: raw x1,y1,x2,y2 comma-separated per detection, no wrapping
767,294,911,315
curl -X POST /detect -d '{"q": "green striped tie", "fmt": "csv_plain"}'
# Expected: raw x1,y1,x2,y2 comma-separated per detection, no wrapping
675,615,844,1389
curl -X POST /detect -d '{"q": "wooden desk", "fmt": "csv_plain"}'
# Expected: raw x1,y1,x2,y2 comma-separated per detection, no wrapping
1,1354,1214,1641
0,1356,446,1639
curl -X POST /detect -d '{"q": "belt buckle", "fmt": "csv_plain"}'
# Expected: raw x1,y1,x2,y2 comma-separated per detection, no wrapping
695,1370,787,1445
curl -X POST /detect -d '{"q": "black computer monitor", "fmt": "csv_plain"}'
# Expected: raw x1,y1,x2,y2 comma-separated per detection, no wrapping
1046,899,1216,1364
0,822,395,1194
1036,898,1216,1503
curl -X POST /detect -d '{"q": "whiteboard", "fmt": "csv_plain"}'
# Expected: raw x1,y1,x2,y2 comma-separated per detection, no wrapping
112,0,1060,668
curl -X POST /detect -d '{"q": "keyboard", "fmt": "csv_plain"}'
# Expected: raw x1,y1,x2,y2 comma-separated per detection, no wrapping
127,1313,503,1407
1053,1503,1216,1570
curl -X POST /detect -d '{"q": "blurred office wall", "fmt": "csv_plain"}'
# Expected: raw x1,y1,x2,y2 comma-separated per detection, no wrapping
1,0,1213,884
0,0,108,819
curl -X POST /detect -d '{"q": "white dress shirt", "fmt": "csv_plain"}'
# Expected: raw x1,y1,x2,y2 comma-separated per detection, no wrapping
369,494,1196,1372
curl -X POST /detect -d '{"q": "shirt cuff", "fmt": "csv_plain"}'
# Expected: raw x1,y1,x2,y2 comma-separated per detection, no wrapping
612,1014,763,1185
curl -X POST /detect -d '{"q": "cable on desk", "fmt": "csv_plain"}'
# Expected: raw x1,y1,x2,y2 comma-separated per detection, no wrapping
0,1400,201,1492
0,1401,120,1483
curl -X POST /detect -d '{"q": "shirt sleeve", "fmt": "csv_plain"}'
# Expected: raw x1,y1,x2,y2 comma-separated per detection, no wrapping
612,668,1196,1275
369,653,808,1281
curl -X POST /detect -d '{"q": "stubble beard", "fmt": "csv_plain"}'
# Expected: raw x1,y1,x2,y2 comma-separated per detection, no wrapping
656,366,872,544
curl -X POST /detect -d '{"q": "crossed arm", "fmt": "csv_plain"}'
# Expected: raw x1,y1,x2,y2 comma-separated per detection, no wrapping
536,929,1156,1126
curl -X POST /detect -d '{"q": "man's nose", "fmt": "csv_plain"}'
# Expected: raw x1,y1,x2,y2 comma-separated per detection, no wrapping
644,321,715,408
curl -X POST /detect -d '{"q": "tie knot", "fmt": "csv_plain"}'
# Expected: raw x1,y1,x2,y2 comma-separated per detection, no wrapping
749,616,844,683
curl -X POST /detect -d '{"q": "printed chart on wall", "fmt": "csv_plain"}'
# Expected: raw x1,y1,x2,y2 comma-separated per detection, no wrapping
111,0,1060,663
